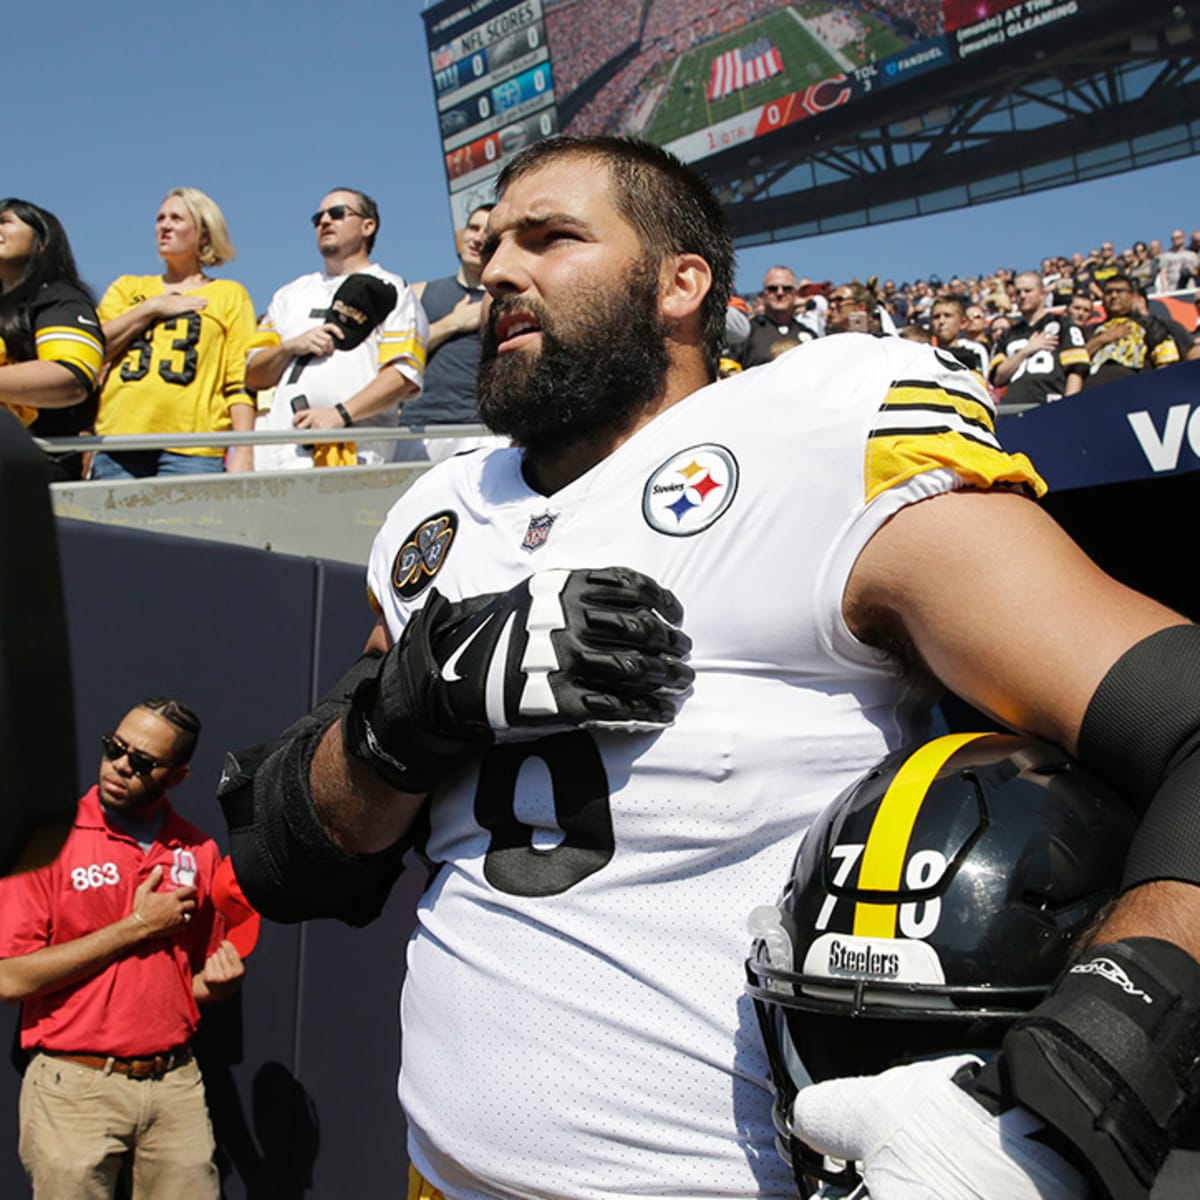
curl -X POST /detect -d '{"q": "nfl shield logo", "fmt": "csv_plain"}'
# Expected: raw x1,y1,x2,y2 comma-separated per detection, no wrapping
521,512,557,552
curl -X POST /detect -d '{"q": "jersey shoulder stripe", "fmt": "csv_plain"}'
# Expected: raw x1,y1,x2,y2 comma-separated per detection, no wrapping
866,379,1044,503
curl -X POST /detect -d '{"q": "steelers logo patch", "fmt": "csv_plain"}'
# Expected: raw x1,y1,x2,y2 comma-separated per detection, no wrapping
642,445,738,537
391,510,458,599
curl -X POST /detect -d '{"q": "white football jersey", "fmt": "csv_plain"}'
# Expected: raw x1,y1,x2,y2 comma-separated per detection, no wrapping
252,263,427,469
366,336,1044,1199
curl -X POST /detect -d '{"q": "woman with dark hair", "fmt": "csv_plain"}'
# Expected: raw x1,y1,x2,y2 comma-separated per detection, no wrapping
92,187,256,478
0,200,105,480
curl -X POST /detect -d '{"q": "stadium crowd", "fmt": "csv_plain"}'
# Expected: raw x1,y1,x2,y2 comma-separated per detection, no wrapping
545,0,643,97
1,185,1197,480
723,233,1200,406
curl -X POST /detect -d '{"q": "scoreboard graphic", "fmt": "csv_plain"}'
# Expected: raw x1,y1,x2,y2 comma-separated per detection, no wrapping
426,0,559,227
423,0,1120,228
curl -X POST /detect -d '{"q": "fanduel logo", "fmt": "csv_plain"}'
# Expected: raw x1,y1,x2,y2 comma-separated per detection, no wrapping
1128,404,1200,472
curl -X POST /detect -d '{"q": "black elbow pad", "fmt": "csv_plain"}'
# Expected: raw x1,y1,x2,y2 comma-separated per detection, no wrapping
218,655,426,927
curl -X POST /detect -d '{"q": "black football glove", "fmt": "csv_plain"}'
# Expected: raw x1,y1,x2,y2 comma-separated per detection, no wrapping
343,566,693,793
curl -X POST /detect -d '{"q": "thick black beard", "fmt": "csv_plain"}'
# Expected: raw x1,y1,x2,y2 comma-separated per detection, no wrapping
476,258,671,457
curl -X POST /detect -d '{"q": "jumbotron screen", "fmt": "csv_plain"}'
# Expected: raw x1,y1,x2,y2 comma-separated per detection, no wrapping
423,0,1107,227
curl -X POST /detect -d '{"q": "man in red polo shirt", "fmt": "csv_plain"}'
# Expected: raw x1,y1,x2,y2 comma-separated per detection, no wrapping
0,697,244,1199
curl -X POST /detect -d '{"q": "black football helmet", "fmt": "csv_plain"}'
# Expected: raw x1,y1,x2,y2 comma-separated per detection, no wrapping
745,732,1136,1194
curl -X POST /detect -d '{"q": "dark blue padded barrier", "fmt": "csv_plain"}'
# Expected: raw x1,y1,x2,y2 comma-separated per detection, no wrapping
999,361,1200,620
0,519,422,1199
999,359,1200,492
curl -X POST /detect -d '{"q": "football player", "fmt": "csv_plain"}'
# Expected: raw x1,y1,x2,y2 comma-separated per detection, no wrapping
224,137,1200,1200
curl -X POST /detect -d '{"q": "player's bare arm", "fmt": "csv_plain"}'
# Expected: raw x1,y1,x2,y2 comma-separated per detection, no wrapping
845,488,1183,758
0,866,196,1003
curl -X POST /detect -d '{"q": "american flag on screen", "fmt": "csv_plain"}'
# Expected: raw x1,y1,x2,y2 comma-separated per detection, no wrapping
707,38,783,101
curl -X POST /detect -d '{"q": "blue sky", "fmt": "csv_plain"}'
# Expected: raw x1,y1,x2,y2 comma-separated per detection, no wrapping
12,0,1197,310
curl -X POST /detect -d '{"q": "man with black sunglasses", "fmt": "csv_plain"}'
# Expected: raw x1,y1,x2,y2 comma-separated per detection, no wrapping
743,265,817,366
0,698,242,1199
248,187,429,469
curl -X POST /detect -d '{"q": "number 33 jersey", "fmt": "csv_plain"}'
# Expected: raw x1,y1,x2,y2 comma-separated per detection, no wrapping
366,336,1044,1200
95,274,256,450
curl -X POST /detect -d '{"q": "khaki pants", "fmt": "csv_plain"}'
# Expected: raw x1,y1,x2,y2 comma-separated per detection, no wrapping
19,1052,219,1200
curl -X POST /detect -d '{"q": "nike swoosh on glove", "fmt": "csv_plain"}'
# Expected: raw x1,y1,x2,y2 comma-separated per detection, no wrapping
432,565,694,736
345,566,693,793
791,1055,1091,1200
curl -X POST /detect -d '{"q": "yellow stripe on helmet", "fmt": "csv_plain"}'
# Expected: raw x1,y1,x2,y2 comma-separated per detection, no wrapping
852,732,989,938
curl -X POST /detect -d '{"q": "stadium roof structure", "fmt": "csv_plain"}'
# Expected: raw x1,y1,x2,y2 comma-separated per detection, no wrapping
703,0,1200,248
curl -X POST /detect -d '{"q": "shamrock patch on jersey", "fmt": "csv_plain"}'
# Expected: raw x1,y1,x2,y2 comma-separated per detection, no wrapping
642,444,739,536
391,510,458,599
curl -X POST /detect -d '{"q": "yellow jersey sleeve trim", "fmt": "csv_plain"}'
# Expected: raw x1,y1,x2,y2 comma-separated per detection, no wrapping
378,331,427,371
247,329,282,354
882,380,996,432
1060,347,1089,369
36,326,105,386
1153,339,1181,366
866,380,1046,503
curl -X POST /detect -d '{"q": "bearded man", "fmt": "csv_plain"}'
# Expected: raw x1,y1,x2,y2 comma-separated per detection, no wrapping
224,137,1200,1200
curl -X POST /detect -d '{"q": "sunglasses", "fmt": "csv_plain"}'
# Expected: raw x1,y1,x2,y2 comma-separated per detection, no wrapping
310,205,363,228
763,284,796,295
101,733,172,777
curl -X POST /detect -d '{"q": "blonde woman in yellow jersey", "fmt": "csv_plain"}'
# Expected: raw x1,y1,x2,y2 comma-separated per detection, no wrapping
92,188,257,478
0,200,105,480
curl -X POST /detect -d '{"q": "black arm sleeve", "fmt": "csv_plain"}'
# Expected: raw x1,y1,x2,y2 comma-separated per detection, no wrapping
1075,624,1200,892
218,654,428,927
